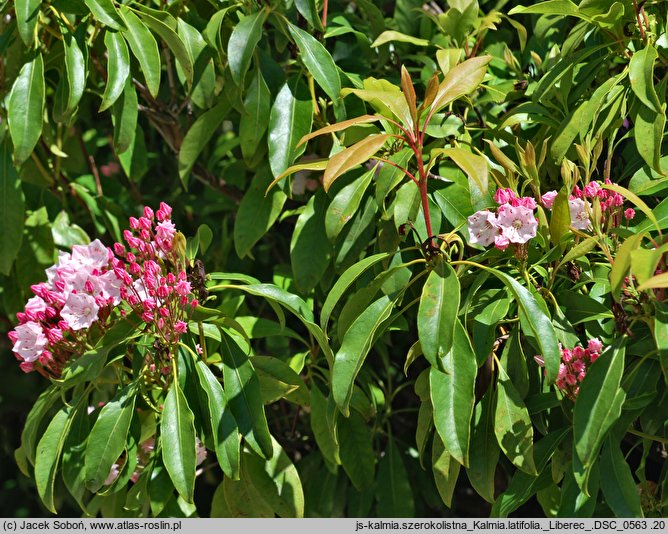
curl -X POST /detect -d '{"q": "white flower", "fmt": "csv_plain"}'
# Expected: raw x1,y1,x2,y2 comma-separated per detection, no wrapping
569,198,591,230
496,203,537,244
71,239,109,270
467,210,500,246
60,293,100,330
11,322,48,362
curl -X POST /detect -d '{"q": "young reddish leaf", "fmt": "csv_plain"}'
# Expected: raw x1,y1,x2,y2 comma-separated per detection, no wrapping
431,56,492,114
401,65,418,126
297,115,381,147
323,134,391,191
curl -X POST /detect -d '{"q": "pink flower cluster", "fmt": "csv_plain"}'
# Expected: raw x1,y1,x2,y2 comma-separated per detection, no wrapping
9,240,122,375
541,179,634,231
534,338,603,400
467,188,538,250
112,203,197,352
9,203,197,377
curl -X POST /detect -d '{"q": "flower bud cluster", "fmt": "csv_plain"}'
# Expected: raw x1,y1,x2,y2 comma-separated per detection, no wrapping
534,338,604,400
467,188,538,250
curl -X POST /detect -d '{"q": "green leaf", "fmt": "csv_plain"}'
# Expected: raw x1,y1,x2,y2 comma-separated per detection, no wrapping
136,12,194,88
120,7,161,98
467,388,500,503
483,267,560,382
429,319,477,466
221,331,273,460
431,432,461,508
17,386,60,468
633,104,666,176
371,30,430,47
629,44,662,114
0,140,25,275
239,69,271,161
178,98,232,184
417,260,460,368
61,24,87,115
431,55,492,114
599,438,643,517
35,405,72,513
268,76,313,179
100,30,130,112
494,364,537,475
288,23,341,102
253,355,310,406
573,340,625,471
332,295,395,415
228,9,267,86
310,385,340,466
326,166,375,241
234,168,286,258
298,114,382,147
8,53,44,166
342,79,412,127
324,134,391,191
508,1,579,16
290,192,331,293
294,0,322,30
433,147,488,194
84,0,125,29
338,411,375,490
195,361,240,480
15,0,40,46
62,404,90,511
609,232,644,300
550,186,573,246
375,437,414,517
603,183,661,233
654,303,668,384
176,19,215,109
84,383,136,493
111,76,138,154
161,379,197,503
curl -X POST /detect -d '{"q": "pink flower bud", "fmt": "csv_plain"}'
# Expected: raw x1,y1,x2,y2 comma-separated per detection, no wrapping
143,206,154,220
20,361,34,373
174,320,187,334
587,338,603,353
159,202,172,219
113,243,126,256
624,208,635,220
129,262,141,275
141,311,154,323
129,217,140,230
494,188,517,205
139,217,152,231
158,307,170,318
541,191,558,209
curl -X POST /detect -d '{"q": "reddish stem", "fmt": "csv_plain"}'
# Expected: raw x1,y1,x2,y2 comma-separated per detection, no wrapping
321,0,328,28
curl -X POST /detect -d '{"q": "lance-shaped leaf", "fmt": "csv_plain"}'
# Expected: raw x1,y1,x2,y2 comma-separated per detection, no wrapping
549,186,571,246
609,233,644,300
431,55,492,114
375,436,414,517
332,295,395,415
195,361,240,480
0,140,25,275
417,260,460,368
467,389,499,503
85,383,136,493
100,30,130,111
120,7,161,98
84,0,125,29
298,115,381,147
634,103,666,175
508,1,579,16
599,438,643,517
432,147,488,195
342,79,413,127
338,411,375,490
61,24,87,116
602,183,660,232
221,331,273,460
324,134,391,191
228,9,267,86
8,53,44,166
111,77,138,154
240,69,271,160
429,319,477,466
432,432,461,508
161,378,197,502
371,30,430,47
494,364,537,475
35,405,73,513
16,0,41,46
288,23,341,102
573,340,626,469
629,44,663,114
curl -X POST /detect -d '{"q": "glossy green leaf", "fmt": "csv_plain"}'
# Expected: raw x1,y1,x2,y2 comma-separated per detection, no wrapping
120,7,161,98
161,379,197,503
371,30,430,47
634,98,667,175
573,340,625,470
432,432,460,508
375,436,414,517
298,114,381,147
8,53,44,166
100,30,130,111
338,411,375,490
550,186,572,246
239,69,271,160
326,166,375,241
417,260,460,368
467,389,499,503
609,232,644,300
324,134,390,191
35,405,72,513
220,472,274,517
220,331,273,460
84,0,125,29
0,140,25,275
333,295,394,415
494,364,537,475
288,23,341,102
61,24,86,115
195,361,240,480
177,19,215,108
508,1,579,16
178,98,232,184
253,355,310,406
654,303,668,384
599,438,643,517
137,12,194,88
84,383,136,493
268,77,313,179
342,79,412,127
295,0,322,30
111,77,138,154
310,385,340,466
62,404,90,511
429,319,477,466
18,386,60,468
603,183,660,232
431,55,492,113
433,148,488,194
228,9,267,86
629,44,662,113
15,0,40,46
